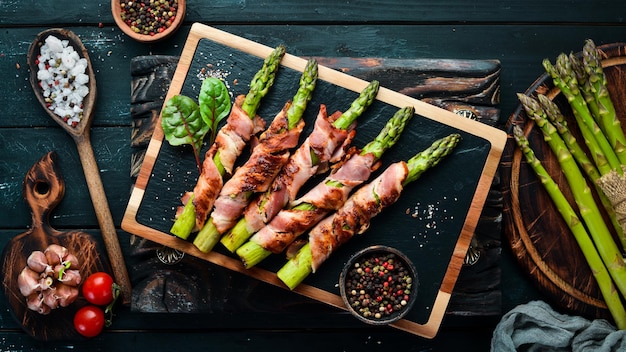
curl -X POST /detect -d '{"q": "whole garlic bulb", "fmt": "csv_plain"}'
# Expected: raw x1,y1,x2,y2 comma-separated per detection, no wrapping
17,244,81,314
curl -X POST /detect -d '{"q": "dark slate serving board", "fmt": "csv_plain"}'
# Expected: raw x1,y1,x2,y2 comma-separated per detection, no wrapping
122,23,506,338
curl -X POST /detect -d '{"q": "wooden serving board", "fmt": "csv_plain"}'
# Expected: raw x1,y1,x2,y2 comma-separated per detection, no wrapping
501,43,626,323
1,152,111,341
121,23,506,338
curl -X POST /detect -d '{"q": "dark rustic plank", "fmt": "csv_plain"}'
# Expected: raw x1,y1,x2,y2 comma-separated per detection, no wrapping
1,0,624,25
0,328,494,352
0,127,132,229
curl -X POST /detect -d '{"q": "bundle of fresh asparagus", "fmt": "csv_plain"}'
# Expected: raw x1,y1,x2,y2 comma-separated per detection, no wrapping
513,39,626,329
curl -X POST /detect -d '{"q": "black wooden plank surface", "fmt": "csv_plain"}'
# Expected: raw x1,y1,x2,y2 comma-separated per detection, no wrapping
0,0,624,24
1,0,623,349
0,128,132,229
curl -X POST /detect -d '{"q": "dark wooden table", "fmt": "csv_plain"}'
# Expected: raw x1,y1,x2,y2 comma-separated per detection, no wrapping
2,1,626,350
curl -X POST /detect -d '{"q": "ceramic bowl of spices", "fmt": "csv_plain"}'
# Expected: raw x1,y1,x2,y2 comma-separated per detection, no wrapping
111,0,186,43
339,245,418,326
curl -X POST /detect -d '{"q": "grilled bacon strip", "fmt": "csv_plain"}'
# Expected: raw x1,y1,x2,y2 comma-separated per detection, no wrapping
211,100,306,233
191,95,267,229
241,106,353,232
251,151,378,255
308,162,407,271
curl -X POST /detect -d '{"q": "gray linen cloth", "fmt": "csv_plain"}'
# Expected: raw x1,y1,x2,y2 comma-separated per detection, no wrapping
491,300,626,351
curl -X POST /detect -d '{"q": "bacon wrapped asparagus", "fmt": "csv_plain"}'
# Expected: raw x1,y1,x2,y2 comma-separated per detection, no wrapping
220,81,381,252
193,59,319,252
171,45,286,239
277,133,461,290
236,106,415,268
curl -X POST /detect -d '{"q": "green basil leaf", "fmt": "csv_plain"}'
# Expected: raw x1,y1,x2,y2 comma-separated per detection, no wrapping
199,77,232,144
161,94,208,172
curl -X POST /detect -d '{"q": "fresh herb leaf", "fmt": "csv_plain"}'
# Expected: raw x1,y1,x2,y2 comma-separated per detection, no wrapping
199,77,231,145
161,95,208,173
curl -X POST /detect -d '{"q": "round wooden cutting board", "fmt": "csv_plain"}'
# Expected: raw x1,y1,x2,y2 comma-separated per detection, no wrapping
501,42,626,323
1,152,112,341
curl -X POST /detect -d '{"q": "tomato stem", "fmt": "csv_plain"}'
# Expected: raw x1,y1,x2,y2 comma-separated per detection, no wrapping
104,283,121,327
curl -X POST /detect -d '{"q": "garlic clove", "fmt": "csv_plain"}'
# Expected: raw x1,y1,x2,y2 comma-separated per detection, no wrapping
58,269,81,286
42,286,58,310
26,250,52,274
62,253,79,269
17,266,42,297
39,275,54,290
26,292,50,315
44,244,68,266
54,283,79,307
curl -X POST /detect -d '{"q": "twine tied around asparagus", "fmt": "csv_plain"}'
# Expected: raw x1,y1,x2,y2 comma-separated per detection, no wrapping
597,168,626,233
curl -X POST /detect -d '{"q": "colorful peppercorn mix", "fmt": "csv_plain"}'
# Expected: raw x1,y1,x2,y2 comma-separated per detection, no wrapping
341,248,416,323
119,0,179,36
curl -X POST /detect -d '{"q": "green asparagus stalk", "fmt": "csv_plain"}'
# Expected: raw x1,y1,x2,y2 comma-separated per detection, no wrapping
237,106,415,268
582,39,626,164
170,45,287,239
277,133,461,290
333,80,381,130
520,95,626,298
220,81,380,252
193,59,319,253
241,45,287,118
535,93,625,245
512,125,626,329
543,55,622,174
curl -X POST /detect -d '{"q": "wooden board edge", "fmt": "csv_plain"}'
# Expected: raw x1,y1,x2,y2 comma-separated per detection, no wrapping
391,291,451,339
441,144,503,294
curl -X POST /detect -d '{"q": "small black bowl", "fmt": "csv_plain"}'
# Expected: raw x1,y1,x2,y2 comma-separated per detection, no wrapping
339,245,418,325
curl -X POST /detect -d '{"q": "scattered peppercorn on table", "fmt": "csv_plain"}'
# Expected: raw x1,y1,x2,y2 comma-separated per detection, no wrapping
2,0,626,350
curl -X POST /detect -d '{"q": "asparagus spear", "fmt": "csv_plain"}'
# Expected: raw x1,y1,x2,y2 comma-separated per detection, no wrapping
543,55,622,174
236,106,415,268
512,125,626,329
277,133,461,290
241,45,287,119
569,52,602,128
170,45,287,239
581,39,626,164
520,94,626,298
220,80,380,252
193,59,319,252
534,94,601,181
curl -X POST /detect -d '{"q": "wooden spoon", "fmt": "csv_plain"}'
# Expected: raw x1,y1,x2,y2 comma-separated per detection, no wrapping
27,28,131,304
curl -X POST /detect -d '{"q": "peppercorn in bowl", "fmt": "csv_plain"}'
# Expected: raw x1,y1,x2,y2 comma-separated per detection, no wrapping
111,0,186,43
339,245,418,326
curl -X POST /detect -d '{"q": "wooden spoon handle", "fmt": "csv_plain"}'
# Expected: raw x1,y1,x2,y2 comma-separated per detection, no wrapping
75,136,132,305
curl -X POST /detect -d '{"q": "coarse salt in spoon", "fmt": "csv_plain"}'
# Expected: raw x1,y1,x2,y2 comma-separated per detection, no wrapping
27,28,132,304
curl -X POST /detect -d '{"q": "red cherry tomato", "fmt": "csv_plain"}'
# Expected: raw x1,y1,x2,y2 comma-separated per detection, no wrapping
73,305,105,338
82,272,115,306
